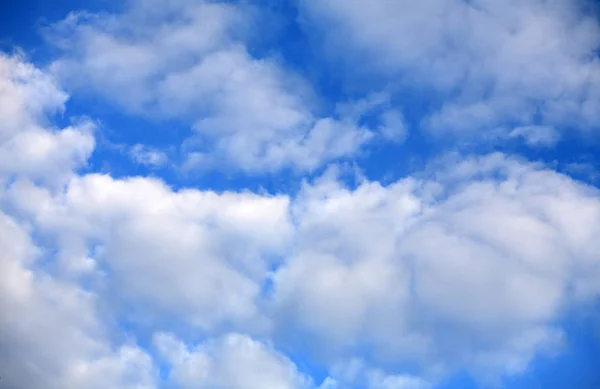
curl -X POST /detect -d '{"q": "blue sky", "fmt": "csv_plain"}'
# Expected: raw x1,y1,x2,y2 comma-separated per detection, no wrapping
1,1,600,388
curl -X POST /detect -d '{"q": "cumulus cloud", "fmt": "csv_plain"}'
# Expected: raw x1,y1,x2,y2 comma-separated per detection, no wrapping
0,52,157,389
154,332,317,389
0,51,298,389
3,18,600,389
0,53,94,184
0,210,159,389
6,173,292,334
271,153,600,380
301,0,600,139
45,0,383,172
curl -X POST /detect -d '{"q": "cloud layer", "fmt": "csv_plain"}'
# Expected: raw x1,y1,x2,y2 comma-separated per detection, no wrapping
2,1,600,388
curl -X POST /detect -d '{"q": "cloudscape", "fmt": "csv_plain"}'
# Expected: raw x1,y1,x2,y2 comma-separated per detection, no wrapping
1,0,600,388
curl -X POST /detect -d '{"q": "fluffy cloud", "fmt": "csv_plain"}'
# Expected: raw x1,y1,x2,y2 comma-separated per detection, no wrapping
0,199,156,389
301,0,600,139
0,53,94,184
7,174,292,332
271,153,600,379
0,52,157,389
154,332,316,389
2,48,291,334
3,44,600,389
0,52,298,389
45,0,381,172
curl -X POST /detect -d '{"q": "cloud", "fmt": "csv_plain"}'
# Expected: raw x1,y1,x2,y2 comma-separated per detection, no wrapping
2,48,600,389
0,53,94,184
324,359,431,389
0,50,293,388
0,205,158,389
300,0,600,140
376,109,408,143
0,52,158,389
7,174,293,332
45,0,383,173
129,144,169,167
367,370,431,389
154,332,316,389
0,51,293,389
508,125,561,147
271,153,600,380
564,161,600,184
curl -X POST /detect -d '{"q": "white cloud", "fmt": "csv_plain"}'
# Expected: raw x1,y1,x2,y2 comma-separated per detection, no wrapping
377,109,408,143
154,332,315,389
301,0,600,139
0,53,94,184
0,51,299,389
46,0,380,172
271,153,600,379
321,359,431,389
3,42,600,389
0,52,66,129
129,144,169,167
0,52,158,389
367,370,431,389
508,125,561,147
0,209,158,389
64,345,157,389
6,174,292,332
